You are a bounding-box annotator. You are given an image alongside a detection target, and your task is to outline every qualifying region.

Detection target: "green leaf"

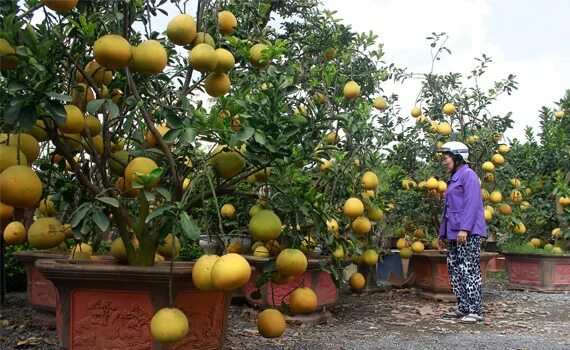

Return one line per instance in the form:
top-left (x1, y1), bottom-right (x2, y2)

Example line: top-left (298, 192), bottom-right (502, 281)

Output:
top-left (162, 128), bottom-right (182, 143)
top-left (180, 127), bottom-right (197, 144)
top-left (155, 187), bottom-right (172, 201)
top-left (80, 219), bottom-right (92, 235)
top-left (146, 204), bottom-right (173, 223)
top-left (46, 92), bottom-right (72, 102)
top-left (7, 81), bottom-right (27, 92)
top-left (4, 101), bottom-right (22, 123)
top-left (46, 101), bottom-right (67, 125)
top-left (92, 209), bottom-right (110, 232)
top-left (254, 273), bottom-right (270, 288)
top-left (249, 289), bottom-right (262, 300)
top-left (179, 212), bottom-right (200, 240)
top-left (69, 203), bottom-right (92, 228)
top-left (144, 190), bottom-right (156, 202)
top-left (254, 131), bottom-right (267, 145)
top-left (105, 100), bottom-right (120, 118)
top-left (96, 196), bottom-right (120, 208)
top-left (262, 259), bottom-right (276, 273)
top-left (87, 99), bottom-right (106, 114)
top-left (18, 105), bottom-right (36, 131)
top-left (134, 168), bottom-right (163, 186)
top-left (237, 126), bottom-right (255, 141)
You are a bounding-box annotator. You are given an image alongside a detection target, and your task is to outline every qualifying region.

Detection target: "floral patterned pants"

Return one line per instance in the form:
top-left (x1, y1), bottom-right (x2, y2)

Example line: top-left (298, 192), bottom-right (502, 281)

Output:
top-left (446, 235), bottom-right (483, 316)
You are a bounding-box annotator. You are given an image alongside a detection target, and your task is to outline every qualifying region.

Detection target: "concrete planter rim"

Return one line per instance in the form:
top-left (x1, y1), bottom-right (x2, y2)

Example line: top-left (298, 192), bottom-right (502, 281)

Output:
top-left (501, 251), bottom-right (570, 260)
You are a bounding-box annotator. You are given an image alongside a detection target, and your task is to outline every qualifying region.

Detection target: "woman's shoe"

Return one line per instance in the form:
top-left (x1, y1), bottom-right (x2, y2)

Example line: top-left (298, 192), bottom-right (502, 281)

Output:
top-left (459, 313), bottom-right (483, 323)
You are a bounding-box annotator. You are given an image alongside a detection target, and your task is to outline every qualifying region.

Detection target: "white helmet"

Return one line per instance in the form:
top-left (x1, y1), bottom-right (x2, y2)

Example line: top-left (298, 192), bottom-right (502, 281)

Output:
top-left (439, 141), bottom-right (469, 162)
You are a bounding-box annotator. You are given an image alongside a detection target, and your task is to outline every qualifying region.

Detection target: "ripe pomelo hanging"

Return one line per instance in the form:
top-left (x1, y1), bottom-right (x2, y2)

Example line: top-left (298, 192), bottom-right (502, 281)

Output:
top-left (192, 254), bottom-right (220, 291)
top-left (0, 38), bottom-right (18, 70)
top-left (343, 81), bottom-right (360, 99)
top-left (167, 14), bottom-right (197, 46)
top-left (145, 125), bottom-right (170, 148)
top-left (276, 248), bottom-right (307, 277)
top-left (210, 253), bottom-right (251, 290)
top-left (39, 195), bottom-right (59, 217)
top-left (28, 217), bottom-right (65, 249)
top-left (42, 0), bottom-right (78, 12)
top-left (0, 133), bottom-right (40, 162)
top-left (191, 32), bottom-right (215, 48)
top-left (83, 116), bottom-right (102, 136)
top-left (132, 40), bottom-right (168, 75)
top-left (411, 241), bottom-right (424, 253)
top-left (189, 43), bottom-right (218, 72)
top-left (204, 72), bottom-right (231, 97)
top-left (361, 171), bottom-right (379, 190)
top-left (220, 204), bottom-right (236, 219)
top-left (362, 249), bottom-right (378, 265)
top-left (3, 221), bottom-right (26, 245)
top-left (289, 287), bottom-right (318, 314)
top-left (150, 308), bottom-right (189, 344)
top-left (352, 216), bottom-right (371, 235)
top-left (124, 157), bottom-right (159, 188)
top-left (0, 202), bottom-right (14, 220)
top-left (343, 197), bottom-right (364, 218)
top-left (76, 60), bottom-right (113, 86)
top-left (0, 144), bottom-right (27, 172)
top-left (157, 234), bottom-right (180, 258)
top-left (93, 34), bottom-right (133, 70)
top-left (249, 43), bottom-right (269, 68)
top-left (257, 309), bottom-right (286, 338)
top-left (217, 11), bottom-right (238, 35)
top-left (71, 83), bottom-right (95, 111)
top-left (209, 145), bottom-right (246, 179)
top-left (349, 272), bottom-right (365, 289)
top-left (0, 165), bottom-right (42, 208)
top-left (214, 48), bottom-right (235, 73)
top-left (249, 210), bottom-right (282, 241)
top-left (59, 105), bottom-right (85, 134)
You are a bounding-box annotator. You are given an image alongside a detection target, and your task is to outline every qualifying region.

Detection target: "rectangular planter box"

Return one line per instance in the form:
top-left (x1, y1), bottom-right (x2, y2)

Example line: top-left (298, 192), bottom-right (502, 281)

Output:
top-left (36, 259), bottom-right (233, 350)
top-left (504, 252), bottom-right (570, 292)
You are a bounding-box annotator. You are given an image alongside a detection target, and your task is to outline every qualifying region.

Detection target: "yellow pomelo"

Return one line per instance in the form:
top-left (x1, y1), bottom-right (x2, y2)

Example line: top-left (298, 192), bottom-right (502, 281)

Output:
top-left (124, 157), bottom-right (159, 188)
top-left (367, 207), bottom-right (384, 222)
top-left (191, 32), bottom-right (215, 48)
top-left (482, 161), bottom-right (495, 172)
top-left (442, 103), bottom-right (456, 115)
top-left (352, 216), bottom-right (371, 235)
top-left (71, 243), bottom-right (93, 258)
top-left (343, 81), bottom-right (360, 99)
top-left (276, 248), bottom-right (307, 277)
top-left (214, 48), bottom-right (235, 73)
top-left (0, 38), bottom-right (18, 70)
top-left (411, 241), bottom-right (425, 253)
top-left (59, 105), bottom-right (85, 134)
top-left (437, 180), bottom-right (447, 193)
top-left (399, 247), bottom-right (413, 259)
top-left (249, 43), bottom-right (269, 68)
top-left (253, 246), bottom-right (269, 258)
top-left (109, 150), bottom-right (129, 176)
top-left (498, 144), bottom-right (510, 154)
top-left (3, 221), bottom-right (27, 245)
top-left (0, 133), bottom-right (40, 162)
top-left (42, 0), bottom-right (78, 12)
top-left (349, 272), bottom-right (365, 289)
top-left (411, 107), bottom-right (422, 118)
top-left (189, 43), bottom-right (217, 72)
top-left (257, 309), bottom-right (286, 338)
top-left (93, 34), bottom-right (132, 70)
top-left (362, 171), bottom-right (379, 190)
top-left (220, 204), bottom-right (236, 219)
top-left (489, 191), bottom-right (502, 204)
top-left (426, 177), bottom-right (438, 190)
top-left (362, 249), bottom-right (378, 265)
top-left (28, 120), bottom-right (49, 141)
top-left (289, 287), bottom-right (317, 314)
top-left (210, 253), bottom-right (252, 290)
top-left (0, 202), bottom-right (14, 220)
top-left (437, 122), bottom-right (452, 136)
top-left (167, 14), bottom-right (197, 46)
top-left (249, 210), bottom-right (282, 241)
top-left (192, 254), bottom-right (220, 291)
top-left (71, 83), bottom-right (95, 111)
top-left (204, 72), bottom-right (231, 97)
top-left (0, 144), bottom-right (27, 172)
top-left (150, 308), bottom-right (189, 344)
top-left (28, 217), bottom-right (65, 249)
top-left (396, 238), bottom-right (408, 250)
top-left (145, 125), bottom-right (170, 148)
top-left (373, 96), bottom-right (389, 111)
top-left (343, 197), bottom-right (364, 218)
top-left (83, 116), bottom-right (102, 136)
top-left (509, 190), bottom-right (523, 203)
top-left (217, 10), bottom-right (237, 35)
top-left (76, 60), bottom-right (113, 86)
top-left (157, 234), bottom-right (180, 258)
top-left (110, 237), bottom-right (131, 263)
top-left (499, 204), bottom-right (512, 215)
top-left (326, 219), bottom-right (339, 233)
top-left (0, 165), bottom-right (42, 208)
top-left (491, 153), bottom-right (505, 166)
top-left (209, 145), bottom-right (246, 178)
top-left (512, 223), bottom-right (526, 234)
top-left (132, 40), bottom-right (168, 75)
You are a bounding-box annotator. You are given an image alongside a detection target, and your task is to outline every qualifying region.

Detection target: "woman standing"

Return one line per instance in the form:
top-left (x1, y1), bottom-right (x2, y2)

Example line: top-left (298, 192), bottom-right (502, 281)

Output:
top-left (438, 141), bottom-right (487, 323)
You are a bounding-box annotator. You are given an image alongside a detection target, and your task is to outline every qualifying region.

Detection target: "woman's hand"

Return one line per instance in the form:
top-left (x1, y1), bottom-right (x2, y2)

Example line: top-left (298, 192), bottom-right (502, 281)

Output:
top-left (438, 239), bottom-right (446, 251)
top-left (457, 230), bottom-right (468, 245)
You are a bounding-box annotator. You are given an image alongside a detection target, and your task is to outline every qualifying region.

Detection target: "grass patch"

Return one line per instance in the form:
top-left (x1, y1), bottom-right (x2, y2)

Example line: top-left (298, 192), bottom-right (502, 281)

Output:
top-left (486, 270), bottom-right (506, 281)
top-left (497, 240), bottom-right (568, 256)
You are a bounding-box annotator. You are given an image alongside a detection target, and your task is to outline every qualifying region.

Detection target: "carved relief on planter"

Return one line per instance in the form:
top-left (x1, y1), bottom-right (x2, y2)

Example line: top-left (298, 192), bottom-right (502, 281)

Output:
top-left (504, 253), bottom-right (570, 292)
top-left (507, 260), bottom-right (541, 284)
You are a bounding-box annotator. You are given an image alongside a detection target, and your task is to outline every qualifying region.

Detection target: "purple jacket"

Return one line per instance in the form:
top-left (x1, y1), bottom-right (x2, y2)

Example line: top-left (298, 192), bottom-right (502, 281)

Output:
top-left (439, 165), bottom-right (487, 240)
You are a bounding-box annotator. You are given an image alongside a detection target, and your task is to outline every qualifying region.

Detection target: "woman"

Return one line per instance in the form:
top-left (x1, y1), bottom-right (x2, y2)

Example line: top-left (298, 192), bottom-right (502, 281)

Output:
top-left (438, 141), bottom-right (487, 324)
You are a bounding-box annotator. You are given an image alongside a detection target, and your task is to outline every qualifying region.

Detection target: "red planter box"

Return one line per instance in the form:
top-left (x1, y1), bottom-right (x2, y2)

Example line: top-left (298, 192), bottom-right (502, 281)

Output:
top-left (36, 259), bottom-right (232, 350)
top-left (487, 255), bottom-right (505, 272)
top-left (243, 255), bottom-right (338, 310)
top-left (409, 250), bottom-right (497, 302)
top-left (13, 251), bottom-right (68, 326)
top-left (504, 253), bottom-right (570, 292)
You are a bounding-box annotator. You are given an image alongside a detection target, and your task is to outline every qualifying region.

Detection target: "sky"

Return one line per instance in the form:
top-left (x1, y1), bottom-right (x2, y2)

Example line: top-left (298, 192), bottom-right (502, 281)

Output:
top-left (31, 0), bottom-right (569, 142)
top-left (323, 0), bottom-right (570, 141)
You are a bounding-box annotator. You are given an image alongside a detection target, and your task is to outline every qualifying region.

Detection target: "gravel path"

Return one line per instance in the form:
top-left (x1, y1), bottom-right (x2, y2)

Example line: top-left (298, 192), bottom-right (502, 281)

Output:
top-left (1, 275), bottom-right (568, 349)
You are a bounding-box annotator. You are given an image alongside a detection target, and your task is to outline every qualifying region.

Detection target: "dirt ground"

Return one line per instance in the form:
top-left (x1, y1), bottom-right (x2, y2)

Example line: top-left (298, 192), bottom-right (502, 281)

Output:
top-left (0, 273), bottom-right (569, 350)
